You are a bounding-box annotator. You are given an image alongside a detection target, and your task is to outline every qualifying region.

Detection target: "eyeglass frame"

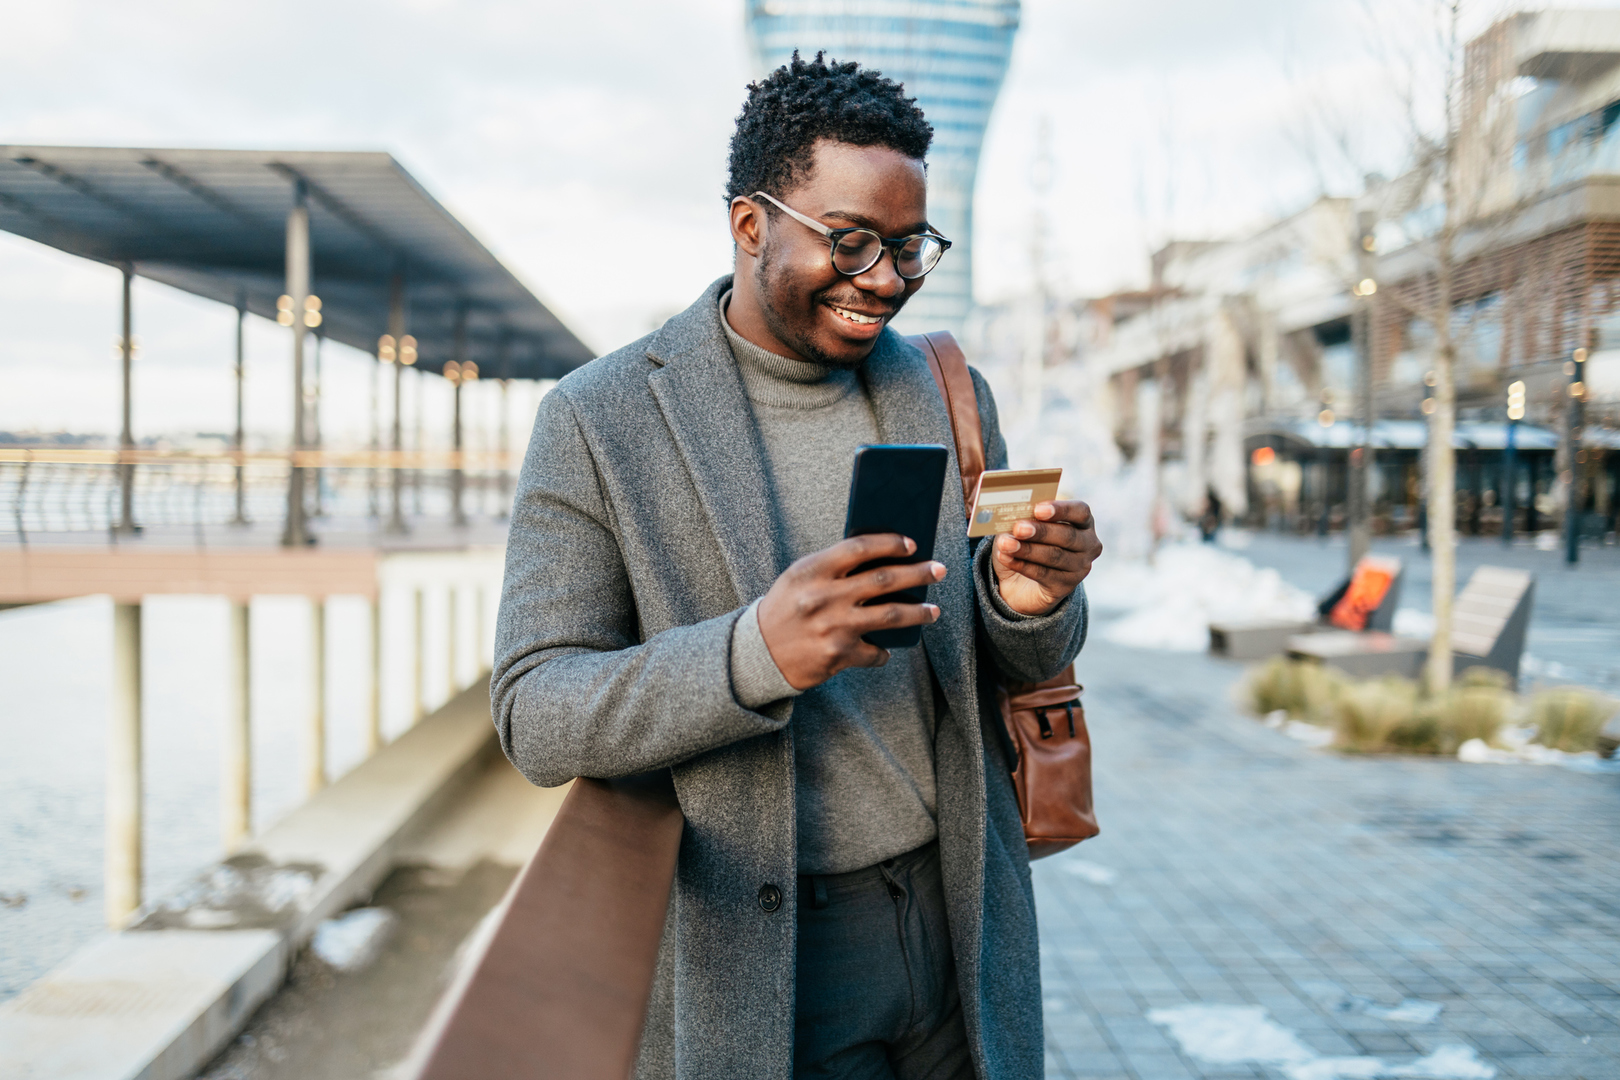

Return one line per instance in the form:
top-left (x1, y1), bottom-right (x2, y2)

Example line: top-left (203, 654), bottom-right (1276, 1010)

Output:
top-left (748, 190), bottom-right (952, 280)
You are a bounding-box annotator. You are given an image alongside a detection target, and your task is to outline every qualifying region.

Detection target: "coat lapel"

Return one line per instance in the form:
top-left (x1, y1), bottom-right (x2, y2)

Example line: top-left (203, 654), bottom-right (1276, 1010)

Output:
top-left (862, 332), bottom-right (978, 714)
top-left (645, 279), bottom-right (785, 607)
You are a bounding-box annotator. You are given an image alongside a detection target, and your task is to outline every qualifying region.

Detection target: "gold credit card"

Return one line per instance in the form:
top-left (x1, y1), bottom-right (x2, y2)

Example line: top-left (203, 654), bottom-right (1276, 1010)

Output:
top-left (967, 468), bottom-right (1063, 538)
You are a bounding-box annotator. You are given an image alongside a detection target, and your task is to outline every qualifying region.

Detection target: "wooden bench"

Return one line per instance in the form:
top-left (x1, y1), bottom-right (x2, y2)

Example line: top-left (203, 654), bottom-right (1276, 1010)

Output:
top-left (1449, 566), bottom-right (1535, 686)
top-left (1287, 565), bottom-right (1534, 686)
top-left (1209, 556), bottom-right (1403, 660)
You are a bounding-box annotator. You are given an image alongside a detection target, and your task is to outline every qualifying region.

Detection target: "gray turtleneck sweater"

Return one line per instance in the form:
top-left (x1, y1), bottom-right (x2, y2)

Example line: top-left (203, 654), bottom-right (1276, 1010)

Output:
top-left (720, 298), bottom-right (941, 876)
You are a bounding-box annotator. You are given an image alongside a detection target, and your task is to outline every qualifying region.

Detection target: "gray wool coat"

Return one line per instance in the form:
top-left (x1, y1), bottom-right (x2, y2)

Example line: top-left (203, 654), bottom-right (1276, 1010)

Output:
top-left (491, 276), bottom-right (1088, 1079)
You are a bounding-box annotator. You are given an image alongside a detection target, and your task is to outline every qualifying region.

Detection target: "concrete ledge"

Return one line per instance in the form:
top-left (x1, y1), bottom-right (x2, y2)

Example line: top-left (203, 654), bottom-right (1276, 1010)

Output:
top-left (0, 681), bottom-right (500, 1080)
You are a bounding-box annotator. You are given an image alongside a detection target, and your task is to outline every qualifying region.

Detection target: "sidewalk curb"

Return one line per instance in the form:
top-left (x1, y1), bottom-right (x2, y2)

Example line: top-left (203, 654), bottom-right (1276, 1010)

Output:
top-left (0, 681), bottom-right (500, 1080)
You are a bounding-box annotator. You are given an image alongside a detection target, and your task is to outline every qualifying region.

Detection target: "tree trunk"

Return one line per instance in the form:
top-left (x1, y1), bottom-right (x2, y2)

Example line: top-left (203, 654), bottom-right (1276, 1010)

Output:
top-left (1428, 330), bottom-right (1456, 695)
top-left (1427, 225), bottom-right (1457, 695)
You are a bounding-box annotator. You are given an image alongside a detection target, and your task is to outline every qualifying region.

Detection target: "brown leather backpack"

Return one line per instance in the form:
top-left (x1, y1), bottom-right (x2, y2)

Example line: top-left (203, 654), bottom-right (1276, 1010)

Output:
top-left (909, 331), bottom-right (1099, 859)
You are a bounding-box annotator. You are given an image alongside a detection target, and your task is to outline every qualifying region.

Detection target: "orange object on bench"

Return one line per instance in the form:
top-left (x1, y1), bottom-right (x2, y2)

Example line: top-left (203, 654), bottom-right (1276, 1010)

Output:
top-left (1328, 556), bottom-right (1399, 631)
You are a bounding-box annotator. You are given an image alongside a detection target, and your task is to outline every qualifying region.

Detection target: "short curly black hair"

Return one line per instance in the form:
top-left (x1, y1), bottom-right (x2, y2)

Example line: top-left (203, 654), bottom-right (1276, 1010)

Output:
top-left (726, 51), bottom-right (933, 204)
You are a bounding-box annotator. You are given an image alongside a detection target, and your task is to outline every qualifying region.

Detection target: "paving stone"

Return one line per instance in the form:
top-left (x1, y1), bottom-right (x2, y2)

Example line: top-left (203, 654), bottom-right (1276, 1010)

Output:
top-left (1033, 636), bottom-right (1620, 1080)
top-left (1469, 1032), bottom-right (1543, 1055)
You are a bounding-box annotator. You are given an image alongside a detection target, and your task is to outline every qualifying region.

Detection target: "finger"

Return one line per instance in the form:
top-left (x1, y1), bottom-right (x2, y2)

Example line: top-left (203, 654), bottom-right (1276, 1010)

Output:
top-left (995, 552), bottom-right (1072, 585)
top-left (996, 535), bottom-right (1082, 572)
top-left (842, 643), bottom-right (893, 670)
top-left (844, 559), bottom-right (946, 602)
top-left (815, 533), bottom-right (916, 577)
top-left (1032, 500), bottom-right (1095, 527)
top-left (852, 601), bottom-right (942, 634)
top-left (1008, 518), bottom-right (1081, 549)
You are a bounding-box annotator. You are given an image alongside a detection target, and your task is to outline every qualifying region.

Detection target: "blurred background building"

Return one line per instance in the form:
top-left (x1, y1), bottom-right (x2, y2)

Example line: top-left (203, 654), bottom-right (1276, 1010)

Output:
top-left (971, 7), bottom-right (1620, 548)
top-left (744, 0), bottom-right (1021, 336)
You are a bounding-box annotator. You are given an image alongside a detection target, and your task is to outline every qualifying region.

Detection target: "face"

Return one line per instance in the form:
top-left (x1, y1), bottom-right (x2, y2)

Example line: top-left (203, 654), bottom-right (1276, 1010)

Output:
top-left (730, 140), bottom-right (930, 368)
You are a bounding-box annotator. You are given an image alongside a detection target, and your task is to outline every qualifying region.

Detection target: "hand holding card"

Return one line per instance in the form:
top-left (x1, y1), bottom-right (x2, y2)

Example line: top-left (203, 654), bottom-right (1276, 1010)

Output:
top-left (972, 468), bottom-right (1103, 617)
top-left (967, 468), bottom-right (1063, 538)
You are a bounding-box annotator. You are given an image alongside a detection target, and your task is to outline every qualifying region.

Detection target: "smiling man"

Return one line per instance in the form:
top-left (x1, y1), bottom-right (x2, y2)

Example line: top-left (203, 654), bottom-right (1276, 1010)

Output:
top-left (493, 53), bottom-right (1101, 1080)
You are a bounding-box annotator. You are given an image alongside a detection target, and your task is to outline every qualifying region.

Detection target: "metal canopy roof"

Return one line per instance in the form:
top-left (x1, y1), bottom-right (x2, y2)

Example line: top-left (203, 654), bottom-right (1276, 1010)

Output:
top-left (0, 145), bottom-right (594, 380)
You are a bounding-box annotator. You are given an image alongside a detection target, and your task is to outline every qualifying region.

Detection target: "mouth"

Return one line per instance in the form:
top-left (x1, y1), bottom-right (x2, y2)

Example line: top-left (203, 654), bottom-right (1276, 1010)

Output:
top-left (825, 302), bottom-right (889, 328)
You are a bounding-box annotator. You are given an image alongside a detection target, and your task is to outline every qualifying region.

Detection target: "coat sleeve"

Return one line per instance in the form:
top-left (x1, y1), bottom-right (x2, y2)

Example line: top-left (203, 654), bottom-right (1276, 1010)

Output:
top-left (490, 387), bottom-right (790, 788)
top-left (966, 366), bottom-right (1089, 684)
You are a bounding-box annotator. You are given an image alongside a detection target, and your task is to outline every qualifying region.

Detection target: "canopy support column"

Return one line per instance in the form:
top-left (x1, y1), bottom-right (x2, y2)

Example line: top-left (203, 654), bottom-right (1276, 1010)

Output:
top-left (106, 600), bottom-right (142, 926)
top-left (114, 266), bottom-right (138, 537)
top-left (231, 295), bottom-right (248, 526)
top-left (412, 588), bottom-right (426, 723)
top-left (451, 304), bottom-right (468, 527)
top-left (306, 598), bottom-right (327, 795)
top-left (311, 331), bottom-right (325, 519)
top-left (497, 334), bottom-right (512, 520)
top-left (367, 595), bottom-right (384, 753)
top-left (282, 180), bottom-right (313, 548)
top-left (388, 274), bottom-right (410, 535)
top-left (222, 599), bottom-right (251, 850)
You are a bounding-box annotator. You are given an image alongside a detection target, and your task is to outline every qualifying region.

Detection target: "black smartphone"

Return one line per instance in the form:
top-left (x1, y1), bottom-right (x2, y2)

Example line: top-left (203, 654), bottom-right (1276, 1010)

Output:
top-left (843, 444), bottom-right (949, 649)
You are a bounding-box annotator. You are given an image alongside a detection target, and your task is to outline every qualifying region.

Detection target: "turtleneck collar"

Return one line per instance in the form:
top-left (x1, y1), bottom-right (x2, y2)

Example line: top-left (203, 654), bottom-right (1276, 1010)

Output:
top-left (720, 290), bottom-right (859, 410)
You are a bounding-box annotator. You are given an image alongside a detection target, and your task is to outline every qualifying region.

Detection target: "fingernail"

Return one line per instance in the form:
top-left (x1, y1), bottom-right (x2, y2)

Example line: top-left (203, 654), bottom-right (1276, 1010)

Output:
top-left (1036, 503), bottom-right (1054, 519)
top-left (928, 604), bottom-right (941, 620)
top-left (1013, 523), bottom-right (1034, 538)
top-left (931, 561), bottom-right (947, 579)
top-left (904, 537), bottom-right (916, 553)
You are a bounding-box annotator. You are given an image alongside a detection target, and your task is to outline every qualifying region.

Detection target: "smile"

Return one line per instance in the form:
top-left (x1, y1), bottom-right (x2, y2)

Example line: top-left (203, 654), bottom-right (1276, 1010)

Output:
top-left (828, 304), bottom-right (884, 326)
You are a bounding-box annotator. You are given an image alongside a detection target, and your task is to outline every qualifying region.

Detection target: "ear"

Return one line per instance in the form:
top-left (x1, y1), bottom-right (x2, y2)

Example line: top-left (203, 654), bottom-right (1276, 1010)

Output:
top-left (729, 196), bottom-right (766, 258)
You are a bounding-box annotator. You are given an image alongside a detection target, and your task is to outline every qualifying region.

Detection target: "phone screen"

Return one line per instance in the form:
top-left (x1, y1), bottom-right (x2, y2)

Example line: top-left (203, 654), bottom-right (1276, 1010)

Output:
top-left (843, 444), bottom-right (949, 649)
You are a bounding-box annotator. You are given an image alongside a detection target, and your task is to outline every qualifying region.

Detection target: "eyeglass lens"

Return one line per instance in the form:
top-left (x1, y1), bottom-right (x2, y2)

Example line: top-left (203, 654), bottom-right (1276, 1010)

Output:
top-left (831, 231), bottom-right (945, 280)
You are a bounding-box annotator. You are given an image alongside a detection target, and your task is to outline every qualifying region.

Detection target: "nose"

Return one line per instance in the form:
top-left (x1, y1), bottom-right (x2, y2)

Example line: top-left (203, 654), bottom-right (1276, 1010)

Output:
top-left (851, 245), bottom-right (906, 299)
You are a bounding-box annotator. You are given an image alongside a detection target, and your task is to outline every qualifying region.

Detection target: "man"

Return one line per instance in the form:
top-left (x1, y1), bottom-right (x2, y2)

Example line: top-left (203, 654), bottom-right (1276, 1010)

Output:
top-left (493, 53), bottom-right (1101, 1079)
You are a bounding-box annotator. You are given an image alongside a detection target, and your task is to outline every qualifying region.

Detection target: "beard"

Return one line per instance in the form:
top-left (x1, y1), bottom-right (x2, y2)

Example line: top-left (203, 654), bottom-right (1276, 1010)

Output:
top-left (752, 245), bottom-right (908, 370)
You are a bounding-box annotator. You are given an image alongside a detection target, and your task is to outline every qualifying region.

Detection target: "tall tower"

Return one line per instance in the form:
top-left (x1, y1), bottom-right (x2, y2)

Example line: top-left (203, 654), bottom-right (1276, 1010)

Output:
top-left (743, 0), bottom-right (1020, 336)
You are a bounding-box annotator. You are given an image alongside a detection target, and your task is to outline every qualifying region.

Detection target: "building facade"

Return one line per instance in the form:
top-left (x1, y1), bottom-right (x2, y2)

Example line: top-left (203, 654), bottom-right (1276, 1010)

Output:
top-left (971, 9), bottom-right (1620, 545)
top-left (743, 0), bottom-right (1020, 336)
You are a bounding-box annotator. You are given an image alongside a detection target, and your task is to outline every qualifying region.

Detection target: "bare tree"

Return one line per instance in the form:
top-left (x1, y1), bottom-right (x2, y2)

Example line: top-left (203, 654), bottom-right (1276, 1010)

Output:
top-left (1290, 0), bottom-right (1518, 694)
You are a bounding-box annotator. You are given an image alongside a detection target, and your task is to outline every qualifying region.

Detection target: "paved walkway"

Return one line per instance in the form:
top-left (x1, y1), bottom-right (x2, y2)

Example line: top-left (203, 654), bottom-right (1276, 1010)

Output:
top-left (1036, 638), bottom-right (1620, 1080)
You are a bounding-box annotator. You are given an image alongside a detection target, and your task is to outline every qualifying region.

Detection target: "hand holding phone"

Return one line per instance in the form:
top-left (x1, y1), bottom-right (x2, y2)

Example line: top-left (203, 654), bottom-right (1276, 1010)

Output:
top-left (755, 535), bottom-right (946, 691)
top-left (754, 445), bottom-right (950, 691)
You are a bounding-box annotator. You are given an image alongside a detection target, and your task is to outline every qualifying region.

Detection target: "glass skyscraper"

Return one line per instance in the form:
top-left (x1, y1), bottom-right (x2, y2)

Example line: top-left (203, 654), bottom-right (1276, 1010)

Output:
top-left (743, 0), bottom-right (1020, 336)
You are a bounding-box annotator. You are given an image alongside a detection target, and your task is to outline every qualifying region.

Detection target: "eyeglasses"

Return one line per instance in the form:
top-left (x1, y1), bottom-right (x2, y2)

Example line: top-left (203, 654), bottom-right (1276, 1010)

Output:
top-left (750, 191), bottom-right (951, 281)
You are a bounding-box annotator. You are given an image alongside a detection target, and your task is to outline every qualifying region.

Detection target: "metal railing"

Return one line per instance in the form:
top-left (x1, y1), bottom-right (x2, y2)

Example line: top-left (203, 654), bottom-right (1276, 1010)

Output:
top-left (0, 448), bottom-right (517, 541)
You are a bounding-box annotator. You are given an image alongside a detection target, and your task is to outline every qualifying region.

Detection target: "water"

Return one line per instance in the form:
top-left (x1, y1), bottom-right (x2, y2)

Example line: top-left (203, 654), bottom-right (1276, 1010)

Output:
top-left (0, 586), bottom-right (482, 1001)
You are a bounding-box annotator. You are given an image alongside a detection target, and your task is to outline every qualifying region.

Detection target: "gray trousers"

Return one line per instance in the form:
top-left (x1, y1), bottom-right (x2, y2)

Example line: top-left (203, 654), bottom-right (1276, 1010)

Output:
top-left (794, 842), bottom-right (975, 1080)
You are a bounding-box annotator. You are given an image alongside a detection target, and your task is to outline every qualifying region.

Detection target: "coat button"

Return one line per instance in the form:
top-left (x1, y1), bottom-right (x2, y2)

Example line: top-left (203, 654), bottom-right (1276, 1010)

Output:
top-left (757, 883), bottom-right (782, 912)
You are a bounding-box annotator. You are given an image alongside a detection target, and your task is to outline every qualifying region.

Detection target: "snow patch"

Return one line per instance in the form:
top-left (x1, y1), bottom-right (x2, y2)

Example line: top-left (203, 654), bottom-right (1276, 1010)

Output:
top-left (1364, 999), bottom-right (1445, 1025)
top-left (312, 906), bottom-right (397, 972)
top-left (1458, 732), bottom-right (1620, 773)
top-left (1147, 1004), bottom-right (1315, 1065)
top-left (1086, 543), bottom-right (1315, 651)
top-left (1057, 859), bottom-right (1117, 886)
top-left (1149, 1003), bottom-right (1495, 1079)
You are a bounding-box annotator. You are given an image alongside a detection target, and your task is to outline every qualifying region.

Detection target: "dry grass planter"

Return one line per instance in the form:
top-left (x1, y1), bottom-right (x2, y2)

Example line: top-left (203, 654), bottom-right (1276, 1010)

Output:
top-left (1246, 656), bottom-right (1346, 723)
top-left (1244, 659), bottom-right (1547, 756)
top-left (1529, 687), bottom-right (1619, 752)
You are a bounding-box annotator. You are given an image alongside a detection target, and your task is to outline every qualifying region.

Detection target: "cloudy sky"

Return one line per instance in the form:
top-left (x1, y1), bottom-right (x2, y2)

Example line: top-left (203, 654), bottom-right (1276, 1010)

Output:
top-left (0, 0), bottom-right (1599, 442)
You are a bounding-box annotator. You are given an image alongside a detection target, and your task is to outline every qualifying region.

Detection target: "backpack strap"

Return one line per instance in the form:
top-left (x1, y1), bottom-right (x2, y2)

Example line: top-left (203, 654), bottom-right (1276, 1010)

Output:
top-left (907, 331), bottom-right (985, 515)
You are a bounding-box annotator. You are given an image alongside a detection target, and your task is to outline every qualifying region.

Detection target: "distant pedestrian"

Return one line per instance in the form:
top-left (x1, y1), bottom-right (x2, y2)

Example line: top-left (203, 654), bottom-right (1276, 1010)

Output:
top-left (492, 52), bottom-right (1101, 1080)
top-left (1199, 485), bottom-right (1223, 543)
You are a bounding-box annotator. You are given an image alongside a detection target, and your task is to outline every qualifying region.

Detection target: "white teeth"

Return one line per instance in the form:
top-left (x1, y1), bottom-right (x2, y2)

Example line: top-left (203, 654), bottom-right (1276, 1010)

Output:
top-left (830, 305), bottom-right (880, 325)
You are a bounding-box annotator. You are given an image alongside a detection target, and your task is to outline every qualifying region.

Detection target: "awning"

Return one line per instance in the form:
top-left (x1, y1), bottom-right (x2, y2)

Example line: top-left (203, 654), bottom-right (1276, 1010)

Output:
top-left (1248, 417), bottom-right (1564, 451)
top-left (0, 146), bottom-right (593, 380)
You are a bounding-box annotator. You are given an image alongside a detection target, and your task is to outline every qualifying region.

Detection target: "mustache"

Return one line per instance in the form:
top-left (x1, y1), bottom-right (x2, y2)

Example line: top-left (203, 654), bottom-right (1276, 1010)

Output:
top-left (815, 287), bottom-right (901, 318)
